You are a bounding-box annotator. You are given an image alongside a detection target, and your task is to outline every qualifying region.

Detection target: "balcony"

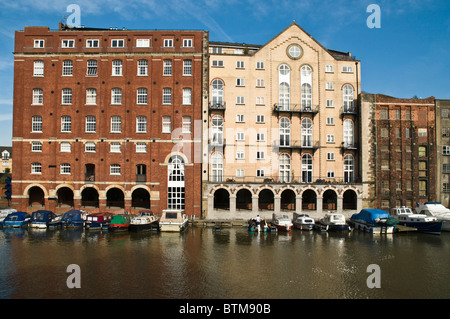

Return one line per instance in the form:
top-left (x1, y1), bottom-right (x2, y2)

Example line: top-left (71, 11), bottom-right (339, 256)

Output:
top-left (340, 105), bottom-right (358, 118)
top-left (273, 104), bottom-right (319, 117)
top-left (341, 141), bottom-right (358, 151)
top-left (209, 102), bottom-right (226, 112)
top-left (136, 174), bottom-right (146, 183)
top-left (209, 175), bottom-right (362, 184)
top-left (275, 140), bottom-right (320, 152)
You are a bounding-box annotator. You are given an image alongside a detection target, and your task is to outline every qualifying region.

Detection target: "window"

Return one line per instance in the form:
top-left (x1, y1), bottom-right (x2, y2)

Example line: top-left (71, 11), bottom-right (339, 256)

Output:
top-left (31, 162), bottom-right (42, 174)
top-left (256, 169), bottom-right (265, 177)
top-left (256, 133), bottom-right (265, 141)
top-left (110, 142), bottom-right (121, 153)
top-left (182, 88), bottom-right (192, 105)
top-left (236, 150), bottom-right (245, 160)
top-left (301, 65), bottom-right (312, 110)
top-left (112, 60), bottom-right (122, 76)
top-left (111, 88), bottom-right (122, 104)
top-left (326, 134), bottom-right (335, 143)
top-left (33, 89), bottom-right (43, 105)
top-left (211, 47), bottom-right (222, 54)
top-left (301, 118), bottom-right (313, 147)
top-left (34, 61), bottom-right (44, 76)
top-left (183, 39), bottom-right (193, 47)
top-left (60, 163), bottom-right (71, 175)
top-left (405, 128), bottom-right (411, 138)
top-left (279, 154), bottom-right (291, 183)
top-left (211, 79), bottom-right (224, 106)
top-left (381, 160), bottom-right (389, 170)
top-left (327, 152), bottom-right (335, 161)
top-left (137, 60), bottom-right (148, 76)
top-left (343, 119), bottom-right (354, 147)
top-left (301, 154), bottom-right (313, 183)
top-left (183, 60), bottom-right (192, 75)
top-left (85, 116), bottom-right (96, 132)
top-left (443, 164), bottom-right (450, 174)
top-left (342, 84), bottom-right (354, 112)
top-left (136, 116), bottom-right (147, 133)
top-left (87, 60), bottom-right (97, 76)
top-left (278, 64), bottom-right (290, 110)
top-left (395, 109), bottom-right (401, 120)
top-left (182, 116), bottom-right (191, 133)
top-left (163, 88), bottom-right (172, 104)
top-left (211, 152), bottom-right (223, 182)
top-left (344, 154), bottom-right (354, 183)
top-left (326, 117), bottom-right (334, 125)
top-left (110, 164), bottom-right (121, 175)
top-left (442, 108), bottom-right (450, 118)
top-left (162, 116), bottom-right (171, 133)
top-left (32, 116), bottom-right (42, 132)
top-left (256, 115), bottom-right (265, 123)
top-left (380, 127), bottom-right (388, 137)
top-left (61, 116), bottom-right (71, 132)
top-left (326, 82), bottom-right (334, 90)
top-left (327, 171), bottom-right (335, 178)
top-left (236, 132), bottom-right (245, 141)
top-left (342, 66), bottom-right (353, 73)
top-left (236, 78), bottom-right (245, 86)
top-left (443, 146), bottom-right (450, 155)
top-left (279, 117), bottom-right (290, 147)
top-left (326, 99), bottom-right (334, 108)
top-left (136, 142), bottom-right (147, 153)
top-left (256, 79), bottom-right (265, 87)
top-left (418, 128), bottom-right (427, 137)
top-left (211, 115), bottom-right (223, 144)
top-left (236, 61), bottom-right (244, 69)
top-left (136, 39), bottom-right (150, 47)
top-left (380, 109), bottom-right (389, 120)
top-left (325, 65), bottom-right (333, 73)
top-left (211, 60), bottom-right (224, 67)
top-left (444, 184), bottom-right (450, 193)
top-left (86, 39), bottom-right (99, 48)
top-left (236, 169), bottom-right (244, 178)
top-left (256, 151), bottom-right (265, 160)
top-left (256, 97), bottom-right (265, 105)
top-left (86, 89), bottom-right (97, 105)
top-left (236, 96), bottom-right (245, 104)
top-left (61, 88), bottom-right (72, 105)
top-left (418, 146), bottom-right (427, 157)
top-left (163, 39), bottom-right (173, 47)
top-left (163, 60), bottom-right (172, 75)
top-left (62, 40), bottom-right (75, 48)
top-left (60, 142), bottom-right (71, 153)
top-left (256, 61), bottom-right (264, 69)
top-left (31, 142), bottom-right (42, 152)
top-left (85, 142), bottom-right (96, 152)
top-left (236, 114), bottom-right (244, 123)
top-left (62, 60), bottom-right (73, 76)
top-left (419, 181), bottom-right (427, 197)
top-left (110, 116), bottom-right (121, 133)
top-left (34, 40), bottom-right (44, 48)
top-left (405, 108), bottom-right (411, 120)
top-left (167, 156), bottom-right (185, 210)
top-left (137, 88), bottom-right (148, 104)
top-left (111, 39), bottom-right (125, 48)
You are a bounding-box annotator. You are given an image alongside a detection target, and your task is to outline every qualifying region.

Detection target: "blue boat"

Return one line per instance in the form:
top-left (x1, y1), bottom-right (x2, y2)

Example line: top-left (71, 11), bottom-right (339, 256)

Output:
top-left (391, 207), bottom-right (442, 235)
top-left (30, 210), bottom-right (57, 229)
top-left (61, 210), bottom-right (86, 228)
top-left (2, 212), bottom-right (31, 228)
top-left (350, 209), bottom-right (398, 234)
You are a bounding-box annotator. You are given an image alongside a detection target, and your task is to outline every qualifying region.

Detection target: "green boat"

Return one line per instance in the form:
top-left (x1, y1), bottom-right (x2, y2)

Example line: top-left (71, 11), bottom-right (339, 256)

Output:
top-left (109, 214), bottom-right (131, 232)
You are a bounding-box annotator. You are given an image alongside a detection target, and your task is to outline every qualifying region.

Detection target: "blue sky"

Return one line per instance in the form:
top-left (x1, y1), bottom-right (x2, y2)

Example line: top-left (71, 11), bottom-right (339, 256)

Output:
top-left (0, 0), bottom-right (449, 146)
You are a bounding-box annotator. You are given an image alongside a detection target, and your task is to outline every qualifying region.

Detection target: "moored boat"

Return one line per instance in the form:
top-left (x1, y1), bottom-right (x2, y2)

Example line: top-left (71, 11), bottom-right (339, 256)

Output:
top-left (247, 216), bottom-right (270, 232)
top-left (129, 211), bottom-right (159, 231)
top-left (0, 209), bottom-right (17, 225)
top-left (30, 210), bottom-right (57, 229)
top-left (61, 210), bottom-right (86, 228)
top-left (349, 209), bottom-right (397, 234)
top-left (293, 213), bottom-right (315, 231)
top-left (272, 213), bottom-right (293, 231)
top-left (318, 212), bottom-right (350, 231)
top-left (159, 211), bottom-right (189, 232)
top-left (2, 212), bottom-right (31, 228)
top-left (415, 202), bottom-right (450, 232)
top-left (391, 207), bottom-right (442, 235)
top-left (109, 214), bottom-right (131, 232)
top-left (85, 212), bottom-right (113, 230)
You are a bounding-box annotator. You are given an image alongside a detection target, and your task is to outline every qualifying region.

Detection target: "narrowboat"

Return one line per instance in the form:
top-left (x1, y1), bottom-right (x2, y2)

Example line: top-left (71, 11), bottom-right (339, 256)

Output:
top-left (349, 209), bottom-right (397, 234)
top-left (159, 211), bottom-right (189, 232)
top-left (85, 212), bottom-right (113, 230)
top-left (415, 202), bottom-right (450, 232)
top-left (318, 212), bottom-right (351, 231)
top-left (61, 210), bottom-right (86, 228)
top-left (109, 214), bottom-right (131, 232)
top-left (2, 212), bottom-right (31, 228)
top-left (30, 210), bottom-right (57, 229)
top-left (293, 213), bottom-right (315, 231)
top-left (391, 207), bottom-right (442, 235)
top-left (272, 213), bottom-right (293, 231)
top-left (129, 211), bottom-right (159, 231)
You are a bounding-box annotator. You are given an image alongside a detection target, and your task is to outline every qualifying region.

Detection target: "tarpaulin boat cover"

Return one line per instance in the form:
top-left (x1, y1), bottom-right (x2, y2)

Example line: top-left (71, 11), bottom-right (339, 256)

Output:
top-left (351, 209), bottom-right (394, 225)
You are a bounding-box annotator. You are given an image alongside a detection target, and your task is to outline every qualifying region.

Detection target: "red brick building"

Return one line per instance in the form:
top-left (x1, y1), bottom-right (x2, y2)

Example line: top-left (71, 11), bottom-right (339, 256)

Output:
top-left (12, 24), bottom-right (208, 216)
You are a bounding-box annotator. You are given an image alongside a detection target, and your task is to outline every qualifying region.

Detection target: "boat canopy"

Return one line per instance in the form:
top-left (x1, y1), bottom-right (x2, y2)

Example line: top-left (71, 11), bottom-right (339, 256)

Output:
top-left (4, 212), bottom-right (30, 221)
top-left (351, 209), bottom-right (391, 225)
top-left (31, 210), bottom-right (55, 220)
top-left (61, 210), bottom-right (84, 221)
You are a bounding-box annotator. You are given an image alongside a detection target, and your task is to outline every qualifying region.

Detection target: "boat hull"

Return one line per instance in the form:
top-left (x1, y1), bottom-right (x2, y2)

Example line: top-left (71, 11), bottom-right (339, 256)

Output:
top-left (30, 222), bottom-right (48, 229)
top-left (86, 222), bottom-right (110, 230)
top-left (349, 221), bottom-right (394, 234)
top-left (129, 223), bottom-right (155, 231)
top-left (159, 221), bottom-right (188, 232)
top-left (317, 223), bottom-right (351, 232)
top-left (108, 224), bottom-right (130, 232)
top-left (3, 221), bottom-right (29, 228)
top-left (397, 221), bottom-right (442, 235)
top-left (294, 223), bottom-right (314, 230)
top-left (274, 224), bottom-right (293, 232)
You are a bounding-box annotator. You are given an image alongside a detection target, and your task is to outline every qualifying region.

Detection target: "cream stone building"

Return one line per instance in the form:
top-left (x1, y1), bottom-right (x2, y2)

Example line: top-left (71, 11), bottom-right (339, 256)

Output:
top-left (202, 23), bottom-right (362, 220)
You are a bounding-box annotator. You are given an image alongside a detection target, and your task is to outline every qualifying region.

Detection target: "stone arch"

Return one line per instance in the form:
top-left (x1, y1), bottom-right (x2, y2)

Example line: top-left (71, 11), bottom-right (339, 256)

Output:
top-left (280, 188), bottom-right (296, 211)
top-left (322, 189), bottom-right (337, 210)
top-left (258, 188), bottom-right (275, 211)
top-left (213, 187), bottom-right (230, 210)
top-left (236, 188), bottom-right (253, 211)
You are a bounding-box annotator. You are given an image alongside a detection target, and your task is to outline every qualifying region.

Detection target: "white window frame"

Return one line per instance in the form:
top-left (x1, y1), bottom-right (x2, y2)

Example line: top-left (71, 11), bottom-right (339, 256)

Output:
top-left (31, 162), bottom-right (42, 174)
top-left (32, 116), bottom-right (42, 132)
top-left (137, 60), bottom-right (148, 76)
top-left (211, 60), bottom-right (224, 67)
top-left (85, 142), bottom-right (96, 153)
top-left (62, 88), bottom-right (72, 105)
top-left (110, 164), bottom-right (121, 175)
top-left (136, 116), bottom-right (147, 133)
top-left (327, 152), bottom-right (335, 161)
top-left (61, 39), bottom-right (75, 48)
top-left (33, 60), bottom-right (44, 76)
top-left (86, 39), bottom-right (99, 48)
top-left (111, 39), bottom-right (125, 48)
top-left (183, 60), bottom-right (192, 76)
top-left (236, 96), bottom-right (245, 104)
top-left (85, 116), bottom-right (96, 133)
top-left (34, 40), bottom-right (44, 48)
top-left (162, 116), bottom-right (171, 133)
top-left (163, 88), bottom-right (172, 104)
top-left (182, 116), bottom-right (191, 134)
top-left (112, 60), bottom-right (123, 76)
top-left (163, 60), bottom-right (172, 76)
top-left (111, 88), bottom-right (122, 105)
top-left (33, 88), bottom-right (43, 105)
top-left (137, 88), bottom-right (148, 104)
top-left (31, 141), bottom-right (42, 152)
top-left (136, 142), bottom-right (147, 153)
top-left (256, 61), bottom-right (264, 70)
top-left (87, 60), bottom-right (97, 76)
top-left (62, 60), bottom-right (73, 76)
top-left (110, 116), bottom-right (122, 133)
top-left (86, 88), bottom-right (97, 105)
top-left (163, 38), bottom-right (173, 47)
top-left (256, 115), bottom-right (265, 123)
top-left (182, 88), bottom-right (192, 105)
top-left (61, 116), bottom-right (71, 133)
top-left (236, 114), bottom-right (244, 123)
top-left (110, 142), bottom-right (121, 153)
top-left (136, 39), bottom-right (150, 48)
top-left (182, 39), bottom-right (193, 47)
top-left (60, 142), bottom-right (71, 153)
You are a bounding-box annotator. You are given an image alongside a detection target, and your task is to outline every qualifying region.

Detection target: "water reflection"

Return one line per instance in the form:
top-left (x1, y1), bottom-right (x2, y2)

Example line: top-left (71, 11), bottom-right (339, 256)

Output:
top-left (0, 226), bottom-right (449, 299)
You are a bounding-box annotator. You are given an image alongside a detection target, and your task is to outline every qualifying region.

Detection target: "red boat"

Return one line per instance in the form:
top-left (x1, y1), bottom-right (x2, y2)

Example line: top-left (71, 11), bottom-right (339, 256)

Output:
top-left (85, 212), bottom-right (113, 230)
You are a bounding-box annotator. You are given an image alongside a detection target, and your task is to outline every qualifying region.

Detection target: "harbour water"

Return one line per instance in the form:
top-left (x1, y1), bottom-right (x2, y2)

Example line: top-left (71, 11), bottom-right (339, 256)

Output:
top-left (0, 225), bottom-right (449, 300)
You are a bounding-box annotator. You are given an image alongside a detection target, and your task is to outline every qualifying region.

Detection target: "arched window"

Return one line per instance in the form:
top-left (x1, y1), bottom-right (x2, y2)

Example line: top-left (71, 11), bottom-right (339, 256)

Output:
top-left (279, 117), bottom-right (291, 147)
top-left (343, 119), bottom-right (354, 147)
top-left (211, 115), bottom-right (224, 145)
top-left (301, 118), bottom-right (313, 147)
top-left (343, 84), bottom-right (354, 112)
top-left (300, 65), bottom-right (312, 110)
top-left (279, 153), bottom-right (291, 183)
top-left (344, 154), bottom-right (354, 183)
top-left (168, 155), bottom-right (185, 210)
top-left (278, 64), bottom-right (290, 110)
top-left (301, 154), bottom-right (313, 183)
top-left (211, 79), bottom-right (224, 107)
top-left (211, 152), bottom-right (223, 182)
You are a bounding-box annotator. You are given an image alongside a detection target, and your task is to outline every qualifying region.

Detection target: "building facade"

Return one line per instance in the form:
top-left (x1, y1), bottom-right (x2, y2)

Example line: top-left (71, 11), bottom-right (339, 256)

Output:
top-left (0, 146), bottom-right (12, 173)
top-left (202, 23), bottom-right (363, 220)
top-left (360, 93), bottom-right (436, 210)
top-left (12, 24), bottom-right (208, 216)
top-left (436, 99), bottom-right (450, 208)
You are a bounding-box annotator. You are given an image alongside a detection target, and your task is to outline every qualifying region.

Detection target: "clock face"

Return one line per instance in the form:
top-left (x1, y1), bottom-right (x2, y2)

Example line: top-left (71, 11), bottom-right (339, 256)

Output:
top-left (287, 44), bottom-right (302, 59)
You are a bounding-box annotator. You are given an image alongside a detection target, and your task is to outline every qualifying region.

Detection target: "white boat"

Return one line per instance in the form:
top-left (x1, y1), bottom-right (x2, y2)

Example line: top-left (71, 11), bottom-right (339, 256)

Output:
top-left (391, 206), bottom-right (442, 235)
top-left (293, 213), bottom-right (315, 230)
top-left (159, 211), bottom-right (189, 232)
top-left (272, 213), bottom-right (293, 231)
top-left (415, 202), bottom-right (450, 232)
top-left (318, 212), bottom-right (350, 231)
top-left (129, 211), bottom-right (159, 231)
